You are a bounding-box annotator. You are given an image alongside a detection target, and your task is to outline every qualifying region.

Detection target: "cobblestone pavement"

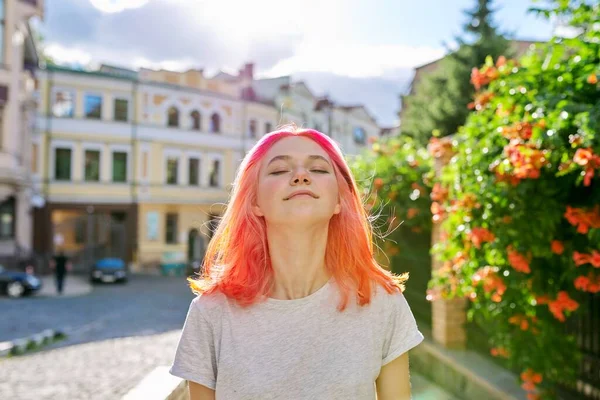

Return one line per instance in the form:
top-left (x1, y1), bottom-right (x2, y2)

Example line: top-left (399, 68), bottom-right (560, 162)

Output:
top-left (0, 330), bottom-right (182, 400)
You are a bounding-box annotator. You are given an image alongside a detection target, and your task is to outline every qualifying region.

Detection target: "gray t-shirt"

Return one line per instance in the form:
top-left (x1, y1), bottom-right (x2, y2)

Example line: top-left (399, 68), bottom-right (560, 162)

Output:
top-left (169, 277), bottom-right (424, 399)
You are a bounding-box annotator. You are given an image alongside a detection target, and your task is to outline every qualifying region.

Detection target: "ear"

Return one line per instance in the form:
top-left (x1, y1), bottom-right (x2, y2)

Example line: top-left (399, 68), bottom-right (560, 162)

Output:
top-left (333, 202), bottom-right (341, 215)
top-left (252, 204), bottom-right (264, 217)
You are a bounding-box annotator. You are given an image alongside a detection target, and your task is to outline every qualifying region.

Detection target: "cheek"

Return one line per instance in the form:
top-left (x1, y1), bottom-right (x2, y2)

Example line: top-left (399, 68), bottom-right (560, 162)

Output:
top-left (257, 178), bottom-right (282, 207)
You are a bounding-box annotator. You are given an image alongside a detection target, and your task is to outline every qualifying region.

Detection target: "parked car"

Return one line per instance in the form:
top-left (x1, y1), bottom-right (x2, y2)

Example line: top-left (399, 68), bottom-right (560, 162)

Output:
top-left (0, 265), bottom-right (43, 298)
top-left (90, 258), bottom-right (128, 284)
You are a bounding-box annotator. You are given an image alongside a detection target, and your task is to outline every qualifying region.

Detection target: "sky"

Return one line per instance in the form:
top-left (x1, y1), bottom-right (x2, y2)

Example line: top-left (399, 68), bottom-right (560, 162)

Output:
top-left (35, 0), bottom-right (555, 126)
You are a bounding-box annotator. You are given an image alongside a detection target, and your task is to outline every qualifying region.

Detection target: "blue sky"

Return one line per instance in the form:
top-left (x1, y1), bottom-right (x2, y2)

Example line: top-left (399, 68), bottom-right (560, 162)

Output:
top-left (38, 0), bottom-right (555, 126)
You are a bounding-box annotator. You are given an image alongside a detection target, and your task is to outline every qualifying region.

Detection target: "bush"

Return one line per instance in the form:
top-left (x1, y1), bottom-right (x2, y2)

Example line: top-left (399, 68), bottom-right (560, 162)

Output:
top-left (429, 2), bottom-right (600, 399)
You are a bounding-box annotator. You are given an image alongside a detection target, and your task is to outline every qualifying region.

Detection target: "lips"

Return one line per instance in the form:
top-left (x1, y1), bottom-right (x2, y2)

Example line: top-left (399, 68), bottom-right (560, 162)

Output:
top-left (285, 190), bottom-right (318, 200)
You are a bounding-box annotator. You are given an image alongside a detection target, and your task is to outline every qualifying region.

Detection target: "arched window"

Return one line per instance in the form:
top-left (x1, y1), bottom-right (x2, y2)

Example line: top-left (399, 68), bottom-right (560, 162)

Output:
top-left (210, 113), bottom-right (221, 133)
top-left (167, 106), bottom-right (179, 127)
top-left (248, 119), bottom-right (257, 138)
top-left (190, 110), bottom-right (201, 130)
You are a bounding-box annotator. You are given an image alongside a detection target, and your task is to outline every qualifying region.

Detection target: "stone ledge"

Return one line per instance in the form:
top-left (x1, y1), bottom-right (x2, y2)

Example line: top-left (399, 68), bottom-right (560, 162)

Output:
top-left (410, 332), bottom-right (527, 400)
top-left (0, 329), bottom-right (66, 358)
top-left (122, 366), bottom-right (188, 400)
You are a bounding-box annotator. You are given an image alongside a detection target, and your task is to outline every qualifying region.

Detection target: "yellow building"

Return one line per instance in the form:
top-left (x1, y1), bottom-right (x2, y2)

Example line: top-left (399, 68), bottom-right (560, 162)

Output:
top-left (32, 61), bottom-right (378, 273)
top-left (33, 63), bottom-right (280, 272)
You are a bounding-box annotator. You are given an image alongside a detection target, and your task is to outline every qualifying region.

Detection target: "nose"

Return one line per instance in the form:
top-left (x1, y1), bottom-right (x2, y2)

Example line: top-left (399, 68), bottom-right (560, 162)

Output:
top-left (291, 168), bottom-right (311, 185)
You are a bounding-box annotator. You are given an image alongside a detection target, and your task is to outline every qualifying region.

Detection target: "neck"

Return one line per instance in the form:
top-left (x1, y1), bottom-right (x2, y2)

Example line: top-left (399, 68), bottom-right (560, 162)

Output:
top-left (266, 222), bottom-right (331, 300)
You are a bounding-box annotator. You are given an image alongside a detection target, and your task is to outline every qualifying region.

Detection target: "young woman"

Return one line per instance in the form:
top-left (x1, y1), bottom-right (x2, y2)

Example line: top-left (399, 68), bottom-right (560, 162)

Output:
top-left (170, 125), bottom-right (424, 399)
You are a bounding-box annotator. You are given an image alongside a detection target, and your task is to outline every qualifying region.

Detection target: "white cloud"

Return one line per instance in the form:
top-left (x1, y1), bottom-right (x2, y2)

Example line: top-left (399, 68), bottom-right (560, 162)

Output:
top-left (45, 43), bottom-right (93, 65)
top-left (89, 0), bottom-right (149, 13)
top-left (264, 42), bottom-right (446, 79)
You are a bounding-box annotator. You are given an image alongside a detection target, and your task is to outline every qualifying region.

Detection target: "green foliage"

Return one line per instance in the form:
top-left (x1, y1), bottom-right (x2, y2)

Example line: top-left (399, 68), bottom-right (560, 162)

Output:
top-left (429, 2), bottom-right (600, 398)
top-left (350, 136), bottom-right (434, 261)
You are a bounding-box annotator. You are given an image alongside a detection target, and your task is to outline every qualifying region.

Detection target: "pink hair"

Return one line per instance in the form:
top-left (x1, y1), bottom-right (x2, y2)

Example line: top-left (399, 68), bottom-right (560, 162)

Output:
top-left (189, 125), bottom-right (408, 311)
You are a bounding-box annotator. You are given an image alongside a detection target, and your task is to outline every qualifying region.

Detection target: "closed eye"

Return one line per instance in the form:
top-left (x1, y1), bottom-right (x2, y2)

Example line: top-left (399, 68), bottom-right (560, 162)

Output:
top-left (270, 170), bottom-right (288, 175)
top-left (311, 169), bottom-right (329, 174)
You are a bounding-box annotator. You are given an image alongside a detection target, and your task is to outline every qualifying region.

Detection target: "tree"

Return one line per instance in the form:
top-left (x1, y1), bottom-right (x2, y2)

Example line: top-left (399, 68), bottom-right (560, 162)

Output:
top-left (400, 0), bottom-right (512, 144)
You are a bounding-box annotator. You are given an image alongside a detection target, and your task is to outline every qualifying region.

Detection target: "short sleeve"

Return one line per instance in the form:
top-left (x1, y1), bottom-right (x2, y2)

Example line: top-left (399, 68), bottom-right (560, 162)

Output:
top-left (169, 297), bottom-right (217, 390)
top-left (381, 292), bottom-right (425, 366)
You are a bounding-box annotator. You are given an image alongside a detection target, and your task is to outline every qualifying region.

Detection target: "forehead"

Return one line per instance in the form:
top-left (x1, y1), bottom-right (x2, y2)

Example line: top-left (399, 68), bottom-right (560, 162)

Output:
top-left (263, 136), bottom-right (330, 161)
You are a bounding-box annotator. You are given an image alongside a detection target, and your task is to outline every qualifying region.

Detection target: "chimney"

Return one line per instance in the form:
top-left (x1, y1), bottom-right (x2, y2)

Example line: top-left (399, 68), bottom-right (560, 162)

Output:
top-left (241, 63), bottom-right (254, 80)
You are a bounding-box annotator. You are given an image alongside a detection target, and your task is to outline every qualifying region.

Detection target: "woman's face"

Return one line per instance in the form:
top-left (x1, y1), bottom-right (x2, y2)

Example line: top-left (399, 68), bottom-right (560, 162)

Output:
top-left (253, 136), bottom-right (341, 225)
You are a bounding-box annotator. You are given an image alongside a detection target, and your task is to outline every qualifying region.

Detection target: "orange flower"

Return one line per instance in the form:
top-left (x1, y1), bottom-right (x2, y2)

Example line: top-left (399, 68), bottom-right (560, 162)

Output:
top-left (574, 273), bottom-right (600, 293)
top-left (588, 74), bottom-right (598, 84)
top-left (430, 182), bottom-right (449, 202)
top-left (373, 178), bottom-right (384, 190)
top-left (501, 122), bottom-right (533, 141)
top-left (496, 56), bottom-right (507, 68)
top-left (470, 91), bottom-right (495, 111)
top-left (431, 202), bottom-right (445, 223)
top-left (467, 227), bottom-right (496, 249)
top-left (535, 295), bottom-right (551, 305)
top-left (407, 208), bottom-right (419, 219)
top-left (574, 250), bottom-right (600, 267)
top-left (527, 393), bottom-right (541, 400)
top-left (428, 137), bottom-right (454, 159)
top-left (501, 215), bottom-right (513, 224)
top-left (521, 369), bottom-right (543, 384)
top-left (507, 246), bottom-right (531, 274)
top-left (574, 276), bottom-right (591, 291)
top-left (490, 347), bottom-right (509, 358)
top-left (574, 148), bottom-right (594, 166)
top-left (548, 291), bottom-right (579, 322)
top-left (551, 240), bottom-right (564, 255)
top-left (564, 205), bottom-right (600, 234)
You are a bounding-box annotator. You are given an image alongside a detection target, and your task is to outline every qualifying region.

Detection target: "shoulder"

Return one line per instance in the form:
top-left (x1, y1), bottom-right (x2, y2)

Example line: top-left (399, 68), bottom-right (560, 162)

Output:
top-left (190, 289), bottom-right (230, 323)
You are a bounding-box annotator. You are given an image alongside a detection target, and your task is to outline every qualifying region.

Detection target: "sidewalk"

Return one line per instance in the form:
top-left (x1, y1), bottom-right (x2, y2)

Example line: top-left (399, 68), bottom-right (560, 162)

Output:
top-left (37, 274), bottom-right (93, 298)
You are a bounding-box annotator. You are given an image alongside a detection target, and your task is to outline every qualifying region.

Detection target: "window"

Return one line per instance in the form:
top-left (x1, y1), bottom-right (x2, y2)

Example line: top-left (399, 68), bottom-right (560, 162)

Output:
top-left (353, 126), bottom-right (366, 145)
top-left (248, 119), bottom-right (257, 138)
top-left (31, 143), bottom-right (38, 173)
top-left (165, 213), bottom-right (178, 244)
top-left (54, 147), bottom-right (72, 181)
top-left (265, 122), bottom-right (272, 134)
top-left (52, 90), bottom-right (74, 118)
top-left (114, 98), bottom-right (129, 121)
top-left (191, 110), bottom-right (201, 130)
top-left (112, 151), bottom-right (128, 182)
top-left (84, 150), bottom-right (101, 181)
top-left (209, 159), bottom-right (221, 187)
top-left (75, 219), bottom-right (86, 244)
top-left (0, 106), bottom-right (3, 149)
top-left (210, 113), bottom-right (221, 133)
top-left (142, 151), bottom-right (148, 180)
top-left (189, 158), bottom-right (200, 186)
top-left (0, 197), bottom-right (14, 239)
top-left (85, 94), bottom-right (102, 119)
top-left (0, 1), bottom-right (4, 65)
top-left (167, 106), bottom-right (179, 127)
top-left (166, 157), bottom-right (178, 185)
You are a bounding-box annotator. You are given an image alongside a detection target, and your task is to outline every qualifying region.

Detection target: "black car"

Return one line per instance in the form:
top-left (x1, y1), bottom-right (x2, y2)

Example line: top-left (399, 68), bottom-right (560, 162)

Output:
top-left (0, 265), bottom-right (43, 298)
top-left (90, 258), bottom-right (128, 284)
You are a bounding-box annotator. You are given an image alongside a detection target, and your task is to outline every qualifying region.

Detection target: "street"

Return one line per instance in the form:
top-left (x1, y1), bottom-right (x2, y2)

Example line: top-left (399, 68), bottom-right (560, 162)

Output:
top-left (0, 275), bottom-right (457, 400)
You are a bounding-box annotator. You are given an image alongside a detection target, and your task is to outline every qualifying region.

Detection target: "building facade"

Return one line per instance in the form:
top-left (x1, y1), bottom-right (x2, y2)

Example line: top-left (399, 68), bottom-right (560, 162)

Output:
top-left (0, 0), bottom-right (43, 267)
top-left (33, 61), bottom-right (381, 272)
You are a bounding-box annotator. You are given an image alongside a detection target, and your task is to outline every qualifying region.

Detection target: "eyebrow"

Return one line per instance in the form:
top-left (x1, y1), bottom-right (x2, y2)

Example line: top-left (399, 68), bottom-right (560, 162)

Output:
top-left (266, 155), bottom-right (331, 166)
